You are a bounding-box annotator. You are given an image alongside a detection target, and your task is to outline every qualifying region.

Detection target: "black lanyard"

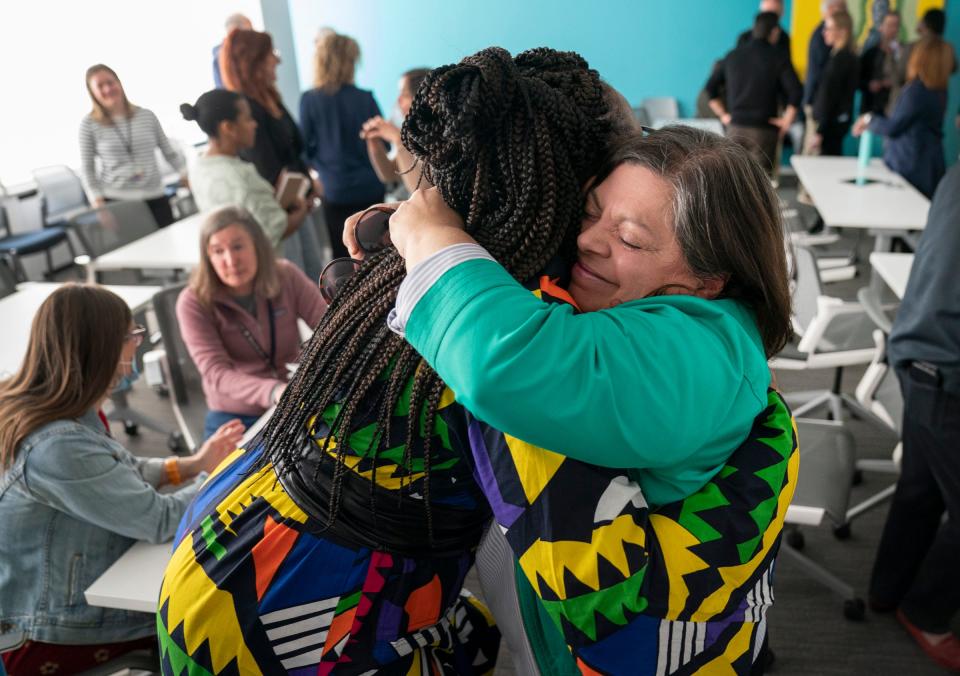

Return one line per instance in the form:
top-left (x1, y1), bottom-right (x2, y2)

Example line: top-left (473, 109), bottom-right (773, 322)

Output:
top-left (108, 113), bottom-right (135, 158)
top-left (237, 299), bottom-right (277, 378)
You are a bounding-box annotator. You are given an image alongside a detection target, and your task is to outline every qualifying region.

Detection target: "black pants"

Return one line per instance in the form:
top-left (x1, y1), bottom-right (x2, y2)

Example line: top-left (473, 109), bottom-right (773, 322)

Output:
top-left (819, 123), bottom-right (850, 157)
top-left (322, 198), bottom-right (384, 260)
top-left (869, 365), bottom-right (960, 632)
top-left (104, 195), bottom-right (175, 227)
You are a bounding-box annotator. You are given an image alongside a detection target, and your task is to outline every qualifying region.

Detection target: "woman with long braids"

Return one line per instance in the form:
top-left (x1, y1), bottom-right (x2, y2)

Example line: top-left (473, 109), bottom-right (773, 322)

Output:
top-left (376, 125), bottom-right (796, 675)
top-left (157, 47), bottom-right (612, 674)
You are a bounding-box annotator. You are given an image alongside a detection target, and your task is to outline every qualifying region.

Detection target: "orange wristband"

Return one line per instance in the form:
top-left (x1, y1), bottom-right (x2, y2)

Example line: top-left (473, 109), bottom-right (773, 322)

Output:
top-left (164, 457), bottom-right (182, 485)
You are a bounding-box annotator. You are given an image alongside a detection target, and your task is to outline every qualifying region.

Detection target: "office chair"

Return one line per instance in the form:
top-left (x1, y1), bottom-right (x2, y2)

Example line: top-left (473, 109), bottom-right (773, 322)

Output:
top-left (0, 184), bottom-right (76, 281)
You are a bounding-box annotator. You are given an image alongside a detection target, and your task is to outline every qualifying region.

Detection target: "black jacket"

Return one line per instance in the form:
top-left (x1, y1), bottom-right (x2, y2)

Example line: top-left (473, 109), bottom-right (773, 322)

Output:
top-left (706, 39), bottom-right (802, 128)
top-left (813, 49), bottom-right (859, 132)
top-left (240, 97), bottom-right (310, 188)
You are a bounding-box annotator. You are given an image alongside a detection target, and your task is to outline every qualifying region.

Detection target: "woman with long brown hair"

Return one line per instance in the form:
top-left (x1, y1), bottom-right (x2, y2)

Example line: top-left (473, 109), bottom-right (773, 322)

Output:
top-left (0, 285), bottom-right (242, 673)
top-left (853, 36), bottom-right (950, 197)
top-left (300, 30), bottom-right (386, 258)
top-left (79, 64), bottom-right (186, 226)
top-left (220, 28), bottom-right (327, 281)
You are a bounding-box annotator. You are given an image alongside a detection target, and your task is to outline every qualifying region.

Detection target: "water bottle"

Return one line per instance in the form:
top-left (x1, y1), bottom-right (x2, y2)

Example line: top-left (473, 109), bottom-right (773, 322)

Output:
top-left (856, 128), bottom-right (873, 186)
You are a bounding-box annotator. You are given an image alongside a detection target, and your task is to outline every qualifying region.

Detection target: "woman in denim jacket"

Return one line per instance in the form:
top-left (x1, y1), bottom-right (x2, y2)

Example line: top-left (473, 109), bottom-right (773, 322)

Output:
top-left (0, 284), bottom-right (242, 673)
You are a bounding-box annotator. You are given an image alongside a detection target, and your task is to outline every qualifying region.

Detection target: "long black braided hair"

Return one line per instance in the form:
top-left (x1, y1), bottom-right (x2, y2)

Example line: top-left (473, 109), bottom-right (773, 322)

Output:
top-left (262, 47), bottom-right (611, 534)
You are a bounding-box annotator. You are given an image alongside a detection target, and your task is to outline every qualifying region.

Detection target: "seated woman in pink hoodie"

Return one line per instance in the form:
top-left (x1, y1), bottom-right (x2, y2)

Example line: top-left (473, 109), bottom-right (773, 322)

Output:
top-left (177, 206), bottom-right (326, 438)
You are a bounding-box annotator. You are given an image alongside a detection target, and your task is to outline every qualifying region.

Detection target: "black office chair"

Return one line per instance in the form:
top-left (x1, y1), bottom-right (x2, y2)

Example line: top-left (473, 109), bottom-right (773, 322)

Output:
top-left (153, 284), bottom-right (207, 452)
top-left (69, 200), bottom-right (159, 259)
top-left (0, 256), bottom-right (18, 298)
top-left (0, 188), bottom-right (76, 281)
top-left (32, 165), bottom-right (89, 228)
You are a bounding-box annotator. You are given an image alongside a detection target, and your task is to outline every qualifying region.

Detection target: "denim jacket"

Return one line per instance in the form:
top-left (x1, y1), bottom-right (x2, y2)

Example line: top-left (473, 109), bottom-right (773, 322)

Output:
top-left (0, 409), bottom-right (199, 648)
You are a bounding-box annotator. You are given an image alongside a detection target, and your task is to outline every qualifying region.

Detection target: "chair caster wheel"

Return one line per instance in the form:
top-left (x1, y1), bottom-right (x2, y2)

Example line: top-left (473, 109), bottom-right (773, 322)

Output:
top-left (851, 469), bottom-right (864, 486)
top-left (123, 421), bottom-right (139, 436)
top-left (786, 530), bottom-right (805, 550)
top-left (844, 598), bottom-right (866, 621)
top-left (167, 431), bottom-right (190, 455)
top-left (833, 523), bottom-right (852, 540)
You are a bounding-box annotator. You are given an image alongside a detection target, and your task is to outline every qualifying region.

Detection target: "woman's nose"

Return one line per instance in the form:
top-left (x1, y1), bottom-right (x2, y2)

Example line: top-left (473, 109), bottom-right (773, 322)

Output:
top-left (577, 218), bottom-right (609, 256)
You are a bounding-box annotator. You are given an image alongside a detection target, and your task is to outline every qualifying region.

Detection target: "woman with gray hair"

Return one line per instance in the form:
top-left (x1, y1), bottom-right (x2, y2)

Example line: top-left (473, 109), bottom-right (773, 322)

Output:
top-left (176, 206), bottom-right (326, 439)
top-left (380, 126), bottom-right (795, 674)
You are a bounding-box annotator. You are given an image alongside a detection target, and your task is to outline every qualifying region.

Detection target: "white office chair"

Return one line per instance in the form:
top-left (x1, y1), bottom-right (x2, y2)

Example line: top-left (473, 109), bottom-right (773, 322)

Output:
top-left (641, 96), bottom-right (679, 122)
top-left (652, 117), bottom-right (724, 135)
top-left (771, 246), bottom-right (878, 419)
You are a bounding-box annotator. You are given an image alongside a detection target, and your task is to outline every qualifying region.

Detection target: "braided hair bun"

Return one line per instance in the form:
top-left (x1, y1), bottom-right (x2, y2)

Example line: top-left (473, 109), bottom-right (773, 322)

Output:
top-left (402, 46), bottom-right (610, 280)
top-left (264, 47), bottom-right (612, 533)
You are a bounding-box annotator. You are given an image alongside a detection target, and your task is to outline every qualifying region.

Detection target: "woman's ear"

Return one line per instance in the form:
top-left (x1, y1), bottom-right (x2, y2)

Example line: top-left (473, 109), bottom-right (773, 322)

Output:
top-left (694, 274), bottom-right (728, 300)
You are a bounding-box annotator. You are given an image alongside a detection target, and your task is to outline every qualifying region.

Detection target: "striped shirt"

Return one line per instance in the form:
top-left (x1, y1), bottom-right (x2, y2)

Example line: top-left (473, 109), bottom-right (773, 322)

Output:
top-left (78, 108), bottom-right (184, 201)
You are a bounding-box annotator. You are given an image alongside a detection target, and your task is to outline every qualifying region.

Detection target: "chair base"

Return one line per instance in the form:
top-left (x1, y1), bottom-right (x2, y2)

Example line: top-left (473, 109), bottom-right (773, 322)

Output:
top-left (780, 536), bottom-right (865, 620)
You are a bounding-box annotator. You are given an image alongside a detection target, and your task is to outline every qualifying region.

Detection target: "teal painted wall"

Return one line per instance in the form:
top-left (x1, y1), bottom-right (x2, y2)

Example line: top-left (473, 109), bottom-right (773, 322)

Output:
top-left (286, 0), bottom-right (958, 163)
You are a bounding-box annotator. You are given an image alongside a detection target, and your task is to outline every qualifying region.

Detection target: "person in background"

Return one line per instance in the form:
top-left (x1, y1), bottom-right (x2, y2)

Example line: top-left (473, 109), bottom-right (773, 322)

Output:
top-left (869, 164), bottom-right (960, 672)
top-left (362, 67), bottom-right (432, 196)
top-left (177, 206), bottom-right (325, 440)
top-left (300, 31), bottom-right (385, 259)
top-left (859, 10), bottom-right (904, 116)
top-left (853, 37), bottom-right (949, 198)
top-left (737, 0), bottom-right (791, 57)
top-left (707, 11), bottom-right (802, 176)
top-left (213, 12), bottom-right (252, 89)
top-left (802, 0), bottom-right (848, 154)
top-left (810, 10), bottom-right (858, 155)
top-left (181, 90), bottom-right (310, 262)
top-left (220, 28), bottom-right (327, 281)
top-left (0, 284), bottom-right (241, 674)
top-left (79, 64), bottom-right (185, 227)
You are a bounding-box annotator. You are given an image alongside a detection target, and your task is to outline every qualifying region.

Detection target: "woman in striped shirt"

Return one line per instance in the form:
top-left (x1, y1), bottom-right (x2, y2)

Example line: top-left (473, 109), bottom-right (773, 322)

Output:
top-left (78, 64), bottom-right (185, 227)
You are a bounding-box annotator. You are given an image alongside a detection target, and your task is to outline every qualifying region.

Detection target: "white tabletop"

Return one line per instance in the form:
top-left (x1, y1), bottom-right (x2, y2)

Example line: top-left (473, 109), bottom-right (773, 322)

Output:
top-left (869, 252), bottom-right (914, 299)
top-left (0, 283), bottom-right (160, 378)
top-left (88, 211), bottom-right (205, 275)
top-left (84, 407), bottom-right (273, 613)
top-left (791, 156), bottom-right (930, 231)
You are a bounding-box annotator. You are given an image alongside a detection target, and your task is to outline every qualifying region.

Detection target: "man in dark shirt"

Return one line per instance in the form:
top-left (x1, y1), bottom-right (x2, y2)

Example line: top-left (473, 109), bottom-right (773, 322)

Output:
top-left (802, 0), bottom-right (847, 153)
top-left (706, 12), bottom-right (802, 176)
top-left (736, 0), bottom-right (791, 59)
top-left (870, 164), bottom-right (960, 671)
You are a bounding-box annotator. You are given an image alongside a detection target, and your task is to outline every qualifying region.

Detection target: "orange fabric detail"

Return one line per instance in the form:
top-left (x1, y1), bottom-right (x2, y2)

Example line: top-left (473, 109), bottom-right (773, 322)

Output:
top-left (403, 574), bottom-right (442, 632)
top-left (576, 656), bottom-right (605, 675)
top-left (539, 276), bottom-right (580, 310)
top-left (251, 515), bottom-right (299, 600)
top-left (321, 606), bottom-right (357, 657)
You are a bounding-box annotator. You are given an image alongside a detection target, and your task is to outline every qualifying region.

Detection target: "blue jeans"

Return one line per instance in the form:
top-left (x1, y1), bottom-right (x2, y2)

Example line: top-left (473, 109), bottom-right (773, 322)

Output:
top-left (203, 410), bottom-right (262, 441)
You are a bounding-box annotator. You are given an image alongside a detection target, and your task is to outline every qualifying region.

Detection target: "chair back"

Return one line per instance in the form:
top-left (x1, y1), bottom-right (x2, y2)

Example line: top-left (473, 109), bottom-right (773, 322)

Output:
top-left (642, 97), bottom-right (680, 122)
top-left (69, 200), bottom-right (158, 258)
top-left (153, 284), bottom-right (207, 448)
top-left (792, 246), bottom-right (823, 334)
top-left (32, 165), bottom-right (88, 225)
top-left (0, 257), bottom-right (17, 298)
top-left (792, 419), bottom-right (856, 523)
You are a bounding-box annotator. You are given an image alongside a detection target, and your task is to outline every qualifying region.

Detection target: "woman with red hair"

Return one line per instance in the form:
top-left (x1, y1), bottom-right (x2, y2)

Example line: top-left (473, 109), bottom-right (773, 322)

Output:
top-left (220, 29), bottom-right (327, 282)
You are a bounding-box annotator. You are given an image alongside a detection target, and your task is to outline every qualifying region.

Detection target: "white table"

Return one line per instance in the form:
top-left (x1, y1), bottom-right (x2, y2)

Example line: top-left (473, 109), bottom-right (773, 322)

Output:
top-left (86, 211), bottom-right (205, 282)
top-left (0, 282), bottom-right (160, 378)
top-left (869, 252), bottom-right (914, 299)
top-left (84, 407), bottom-right (273, 613)
top-left (791, 156), bottom-right (930, 250)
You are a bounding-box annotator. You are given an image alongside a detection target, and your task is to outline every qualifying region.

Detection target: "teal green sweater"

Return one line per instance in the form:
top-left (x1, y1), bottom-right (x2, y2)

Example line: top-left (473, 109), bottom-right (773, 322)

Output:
top-left (405, 258), bottom-right (770, 506)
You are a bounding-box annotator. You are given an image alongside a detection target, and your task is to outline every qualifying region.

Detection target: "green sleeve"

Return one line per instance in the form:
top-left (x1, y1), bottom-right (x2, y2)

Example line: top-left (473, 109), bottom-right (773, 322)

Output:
top-left (406, 259), bottom-right (769, 470)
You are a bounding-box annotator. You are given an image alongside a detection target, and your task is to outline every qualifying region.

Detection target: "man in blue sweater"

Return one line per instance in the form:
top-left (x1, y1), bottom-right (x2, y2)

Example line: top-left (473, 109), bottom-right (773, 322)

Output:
top-left (870, 164), bottom-right (960, 671)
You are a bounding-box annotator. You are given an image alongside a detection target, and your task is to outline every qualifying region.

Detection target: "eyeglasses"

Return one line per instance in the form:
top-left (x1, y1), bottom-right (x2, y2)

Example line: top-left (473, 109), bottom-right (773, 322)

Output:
top-left (126, 324), bottom-right (147, 347)
top-left (318, 206), bottom-right (395, 303)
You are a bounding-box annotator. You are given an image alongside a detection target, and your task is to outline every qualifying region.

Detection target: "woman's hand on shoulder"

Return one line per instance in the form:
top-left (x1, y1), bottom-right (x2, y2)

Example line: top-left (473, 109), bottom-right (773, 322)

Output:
top-left (390, 188), bottom-right (473, 269)
top-left (360, 116), bottom-right (401, 145)
top-left (191, 418), bottom-right (246, 474)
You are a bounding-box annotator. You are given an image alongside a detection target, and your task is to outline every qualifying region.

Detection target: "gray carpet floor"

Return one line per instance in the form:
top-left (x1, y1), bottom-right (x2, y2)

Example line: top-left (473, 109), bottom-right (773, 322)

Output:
top-left (94, 178), bottom-right (955, 675)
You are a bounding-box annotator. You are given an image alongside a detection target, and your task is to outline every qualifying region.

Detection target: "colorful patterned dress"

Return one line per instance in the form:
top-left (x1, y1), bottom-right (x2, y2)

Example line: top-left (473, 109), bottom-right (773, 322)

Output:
top-left (467, 280), bottom-right (800, 675)
top-left (157, 378), bottom-right (500, 675)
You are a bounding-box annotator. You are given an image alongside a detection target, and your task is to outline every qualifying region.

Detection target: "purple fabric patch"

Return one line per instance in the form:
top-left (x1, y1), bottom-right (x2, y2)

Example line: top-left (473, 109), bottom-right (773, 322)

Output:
top-left (376, 600), bottom-right (404, 641)
top-left (704, 606), bottom-right (745, 646)
top-left (467, 420), bottom-right (524, 528)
